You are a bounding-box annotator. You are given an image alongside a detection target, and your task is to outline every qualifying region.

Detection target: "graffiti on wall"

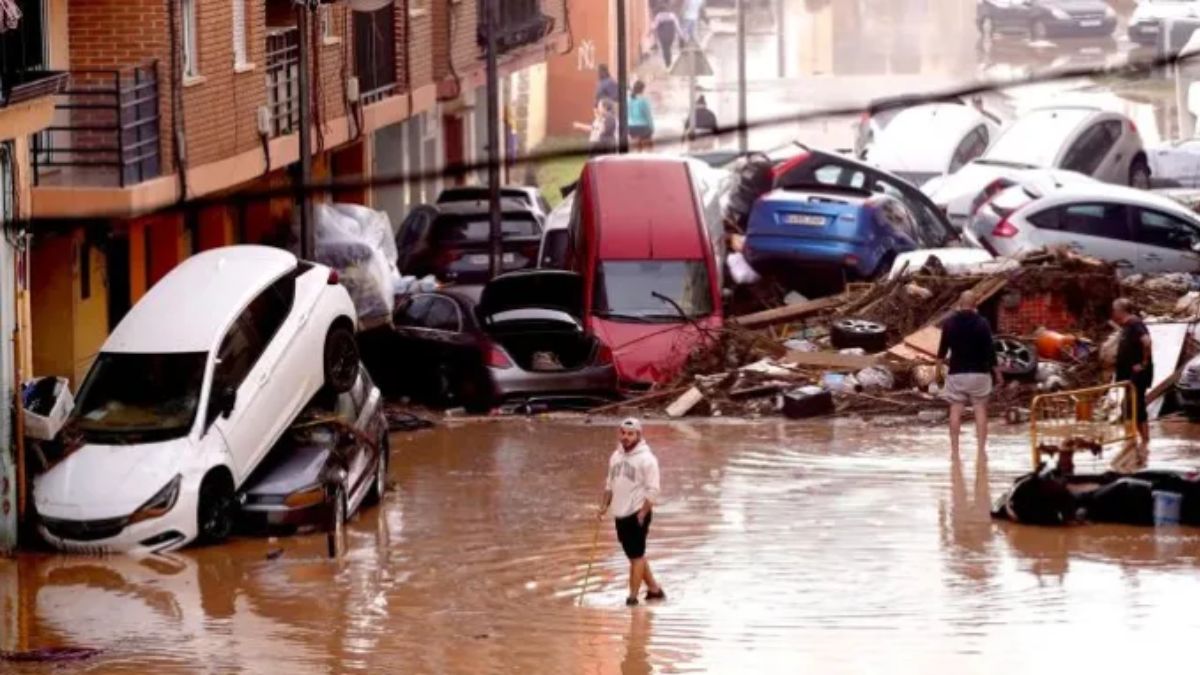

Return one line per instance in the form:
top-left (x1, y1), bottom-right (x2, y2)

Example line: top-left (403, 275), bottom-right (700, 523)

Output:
top-left (577, 39), bottom-right (596, 71)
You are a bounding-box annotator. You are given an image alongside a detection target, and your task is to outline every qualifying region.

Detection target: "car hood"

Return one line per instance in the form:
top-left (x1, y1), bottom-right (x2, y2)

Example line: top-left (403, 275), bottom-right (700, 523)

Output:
top-left (479, 270), bottom-right (585, 319)
top-left (243, 444), bottom-right (331, 496)
top-left (1043, 0), bottom-right (1110, 13)
top-left (34, 439), bottom-right (188, 520)
top-left (590, 316), bottom-right (722, 386)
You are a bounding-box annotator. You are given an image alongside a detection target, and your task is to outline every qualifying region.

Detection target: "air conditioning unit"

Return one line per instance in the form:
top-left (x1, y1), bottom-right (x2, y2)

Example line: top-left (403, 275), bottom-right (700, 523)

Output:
top-left (256, 105), bottom-right (272, 136)
top-left (346, 76), bottom-right (360, 103)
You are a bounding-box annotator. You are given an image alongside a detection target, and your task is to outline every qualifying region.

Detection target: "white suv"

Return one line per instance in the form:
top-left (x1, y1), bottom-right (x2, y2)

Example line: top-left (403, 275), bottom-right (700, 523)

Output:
top-left (34, 246), bottom-right (359, 554)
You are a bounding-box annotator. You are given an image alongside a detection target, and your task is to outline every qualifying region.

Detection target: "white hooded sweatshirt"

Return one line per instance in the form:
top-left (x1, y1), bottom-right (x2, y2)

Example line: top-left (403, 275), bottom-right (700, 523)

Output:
top-left (606, 440), bottom-right (660, 519)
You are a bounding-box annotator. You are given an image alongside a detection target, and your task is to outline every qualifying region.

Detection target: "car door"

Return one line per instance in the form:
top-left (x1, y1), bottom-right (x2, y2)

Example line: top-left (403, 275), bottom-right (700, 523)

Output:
top-left (873, 175), bottom-right (957, 245)
top-left (1060, 121), bottom-right (1120, 182)
top-left (206, 279), bottom-right (295, 482)
top-left (1133, 206), bottom-right (1200, 274)
top-left (1026, 202), bottom-right (1137, 267)
top-left (1091, 121), bottom-right (1129, 184)
top-left (341, 373), bottom-right (373, 503)
top-left (393, 294), bottom-right (440, 389)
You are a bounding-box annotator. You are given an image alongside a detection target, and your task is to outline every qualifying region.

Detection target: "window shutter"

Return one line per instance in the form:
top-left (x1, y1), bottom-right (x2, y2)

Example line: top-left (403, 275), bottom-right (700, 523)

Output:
top-left (232, 0), bottom-right (247, 66)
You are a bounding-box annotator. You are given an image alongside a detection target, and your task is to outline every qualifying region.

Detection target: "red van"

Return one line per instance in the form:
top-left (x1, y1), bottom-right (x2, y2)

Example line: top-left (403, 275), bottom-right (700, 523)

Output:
top-left (566, 156), bottom-right (725, 390)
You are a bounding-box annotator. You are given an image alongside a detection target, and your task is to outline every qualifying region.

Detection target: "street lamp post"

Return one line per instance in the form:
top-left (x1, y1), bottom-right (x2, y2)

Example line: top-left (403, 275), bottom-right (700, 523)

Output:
top-left (484, 0), bottom-right (502, 279)
top-left (296, 0), bottom-right (315, 260)
top-left (736, 0), bottom-right (748, 152)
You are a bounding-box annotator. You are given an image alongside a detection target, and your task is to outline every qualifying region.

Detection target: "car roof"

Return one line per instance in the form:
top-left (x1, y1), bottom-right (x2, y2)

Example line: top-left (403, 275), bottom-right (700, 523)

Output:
top-left (1027, 183), bottom-right (1200, 221)
top-left (870, 104), bottom-right (990, 172)
top-left (437, 186), bottom-right (539, 204)
top-left (434, 199), bottom-right (539, 217)
top-left (104, 246), bottom-right (298, 354)
top-left (985, 107), bottom-right (1107, 167)
top-left (581, 156), bottom-right (707, 260)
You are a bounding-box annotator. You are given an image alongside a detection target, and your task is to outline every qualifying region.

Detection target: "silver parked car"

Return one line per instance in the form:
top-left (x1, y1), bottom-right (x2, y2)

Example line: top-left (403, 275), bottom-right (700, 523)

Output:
top-left (926, 106), bottom-right (1150, 224)
top-left (970, 183), bottom-right (1200, 273)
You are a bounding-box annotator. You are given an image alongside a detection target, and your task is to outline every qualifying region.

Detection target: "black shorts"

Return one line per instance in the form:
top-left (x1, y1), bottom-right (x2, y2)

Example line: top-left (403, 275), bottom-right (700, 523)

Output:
top-left (614, 511), bottom-right (652, 560)
top-left (629, 125), bottom-right (653, 141)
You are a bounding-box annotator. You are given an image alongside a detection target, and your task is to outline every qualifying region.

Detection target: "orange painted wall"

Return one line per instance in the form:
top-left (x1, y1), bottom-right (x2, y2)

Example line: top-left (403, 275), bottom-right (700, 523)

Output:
top-left (147, 214), bottom-right (184, 287)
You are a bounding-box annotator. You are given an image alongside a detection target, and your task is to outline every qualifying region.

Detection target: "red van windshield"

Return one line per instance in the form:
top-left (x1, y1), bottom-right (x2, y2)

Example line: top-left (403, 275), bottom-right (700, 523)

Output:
top-left (592, 260), bottom-right (713, 322)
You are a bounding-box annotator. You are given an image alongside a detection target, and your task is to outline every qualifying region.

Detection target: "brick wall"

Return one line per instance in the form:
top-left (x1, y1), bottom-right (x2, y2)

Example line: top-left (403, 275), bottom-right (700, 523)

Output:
top-left (400, 1), bottom-right (435, 91)
top-left (314, 2), bottom-right (350, 140)
top-left (180, 0), bottom-right (270, 167)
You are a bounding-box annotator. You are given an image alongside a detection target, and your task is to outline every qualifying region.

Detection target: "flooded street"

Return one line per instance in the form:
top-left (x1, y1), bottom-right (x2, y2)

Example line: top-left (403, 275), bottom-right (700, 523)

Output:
top-left (7, 418), bottom-right (1200, 673)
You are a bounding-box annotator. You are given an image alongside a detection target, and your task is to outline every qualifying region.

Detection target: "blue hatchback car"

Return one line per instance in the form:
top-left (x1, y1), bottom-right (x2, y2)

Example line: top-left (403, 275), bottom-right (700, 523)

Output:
top-left (744, 186), bottom-right (947, 295)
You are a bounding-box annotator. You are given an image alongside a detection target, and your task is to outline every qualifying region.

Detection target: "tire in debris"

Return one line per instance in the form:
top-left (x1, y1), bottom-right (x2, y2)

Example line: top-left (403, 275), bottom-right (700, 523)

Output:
top-left (323, 324), bottom-right (359, 394)
top-left (994, 336), bottom-right (1038, 380)
top-left (830, 318), bottom-right (889, 353)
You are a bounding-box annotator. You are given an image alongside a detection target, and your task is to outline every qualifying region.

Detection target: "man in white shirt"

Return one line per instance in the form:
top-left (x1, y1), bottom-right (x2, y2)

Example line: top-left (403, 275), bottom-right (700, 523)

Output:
top-left (597, 418), bottom-right (664, 606)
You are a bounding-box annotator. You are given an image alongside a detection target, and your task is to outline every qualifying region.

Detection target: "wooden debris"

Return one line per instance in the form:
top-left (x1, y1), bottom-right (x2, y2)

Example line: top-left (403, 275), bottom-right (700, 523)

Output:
top-left (781, 350), bottom-right (879, 370)
top-left (733, 295), bottom-right (846, 329)
top-left (888, 326), bottom-right (942, 363)
top-left (588, 387), bottom-right (690, 414)
top-left (666, 387), bottom-right (706, 418)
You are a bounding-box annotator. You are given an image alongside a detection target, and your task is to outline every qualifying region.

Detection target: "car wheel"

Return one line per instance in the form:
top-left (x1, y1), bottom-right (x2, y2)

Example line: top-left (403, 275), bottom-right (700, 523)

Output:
top-left (326, 485), bottom-right (348, 559)
top-left (323, 325), bottom-right (359, 394)
top-left (366, 431), bottom-right (389, 506)
top-left (830, 318), bottom-right (889, 353)
top-left (1030, 20), bottom-right (1048, 41)
top-left (434, 362), bottom-right (458, 407)
top-left (1128, 156), bottom-right (1151, 189)
top-left (197, 476), bottom-right (234, 545)
top-left (995, 336), bottom-right (1038, 380)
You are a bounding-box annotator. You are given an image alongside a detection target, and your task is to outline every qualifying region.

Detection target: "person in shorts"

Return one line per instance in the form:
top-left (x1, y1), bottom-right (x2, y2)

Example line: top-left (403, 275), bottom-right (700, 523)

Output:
top-left (937, 291), bottom-right (1002, 456)
top-left (1113, 298), bottom-right (1153, 454)
top-left (597, 418), bottom-right (665, 606)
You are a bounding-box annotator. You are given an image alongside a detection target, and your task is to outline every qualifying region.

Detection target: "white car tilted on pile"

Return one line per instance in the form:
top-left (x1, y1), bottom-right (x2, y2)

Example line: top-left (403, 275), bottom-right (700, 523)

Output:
top-left (34, 246), bottom-right (360, 554)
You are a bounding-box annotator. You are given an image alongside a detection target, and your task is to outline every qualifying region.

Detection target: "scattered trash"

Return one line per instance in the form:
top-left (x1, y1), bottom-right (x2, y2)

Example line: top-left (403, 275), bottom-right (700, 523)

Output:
top-left (856, 366), bottom-right (895, 392)
top-left (1, 648), bottom-right (102, 663)
top-left (782, 339), bottom-right (819, 352)
top-left (781, 386), bottom-right (835, 419)
top-left (22, 376), bottom-right (73, 441)
top-left (917, 409), bottom-right (948, 424)
top-left (904, 282), bottom-right (933, 301)
top-left (1005, 407), bottom-right (1031, 424)
top-left (727, 252), bottom-right (762, 285)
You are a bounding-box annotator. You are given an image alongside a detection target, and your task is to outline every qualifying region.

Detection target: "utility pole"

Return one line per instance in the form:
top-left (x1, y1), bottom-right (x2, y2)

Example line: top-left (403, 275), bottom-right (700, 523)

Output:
top-left (485, 0), bottom-right (503, 279)
top-left (616, 0), bottom-right (629, 153)
top-left (736, 0), bottom-right (748, 152)
top-left (296, 0), bottom-right (315, 260)
top-left (776, 0), bottom-right (785, 78)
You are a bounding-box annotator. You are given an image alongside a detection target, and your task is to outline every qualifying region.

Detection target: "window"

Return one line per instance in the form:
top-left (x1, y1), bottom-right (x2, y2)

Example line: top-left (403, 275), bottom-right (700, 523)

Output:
top-left (232, 0), bottom-right (248, 67)
top-left (319, 4), bottom-right (336, 41)
top-left (1033, 203), bottom-right (1132, 241)
top-left (593, 261), bottom-right (714, 321)
top-left (182, 0), bottom-right (200, 77)
top-left (874, 197), bottom-right (920, 242)
top-left (74, 352), bottom-right (208, 444)
top-left (1061, 122), bottom-right (1119, 175)
top-left (873, 179), bottom-right (953, 246)
top-left (950, 126), bottom-right (990, 173)
top-left (396, 294), bottom-right (435, 327)
top-left (207, 272), bottom-right (296, 425)
top-left (424, 297), bottom-right (462, 332)
top-left (1137, 209), bottom-right (1200, 252)
top-left (813, 165), bottom-right (866, 189)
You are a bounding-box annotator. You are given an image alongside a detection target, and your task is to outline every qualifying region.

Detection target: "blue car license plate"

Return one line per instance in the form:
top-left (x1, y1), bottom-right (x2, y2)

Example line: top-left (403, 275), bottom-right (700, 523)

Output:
top-left (783, 213), bottom-right (827, 227)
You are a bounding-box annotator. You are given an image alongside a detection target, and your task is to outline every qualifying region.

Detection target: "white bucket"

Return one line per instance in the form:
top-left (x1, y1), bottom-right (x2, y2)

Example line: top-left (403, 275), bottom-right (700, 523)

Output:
top-left (1153, 491), bottom-right (1183, 526)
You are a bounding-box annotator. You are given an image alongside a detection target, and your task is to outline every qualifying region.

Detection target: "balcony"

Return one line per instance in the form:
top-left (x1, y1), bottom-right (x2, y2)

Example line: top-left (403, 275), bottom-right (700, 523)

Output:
top-left (0, 69), bottom-right (67, 109)
top-left (477, 0), bottom-right (552, 54)
top-left (353, 3), bottom-right (398, 105)
top-left (32, 63), bottom-right (162, 188)
top-left (265, 27), bottom-right (301, 138)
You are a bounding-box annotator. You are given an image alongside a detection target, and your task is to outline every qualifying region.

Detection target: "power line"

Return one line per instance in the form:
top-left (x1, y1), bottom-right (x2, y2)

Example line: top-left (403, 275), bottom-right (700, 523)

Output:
top-left (22, 45), bottom-right (1200, 230)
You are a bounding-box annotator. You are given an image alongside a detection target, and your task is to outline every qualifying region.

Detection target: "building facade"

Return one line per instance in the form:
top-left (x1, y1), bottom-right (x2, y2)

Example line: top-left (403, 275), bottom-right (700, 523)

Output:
top-left (26, 0), bottom-right (568, 388)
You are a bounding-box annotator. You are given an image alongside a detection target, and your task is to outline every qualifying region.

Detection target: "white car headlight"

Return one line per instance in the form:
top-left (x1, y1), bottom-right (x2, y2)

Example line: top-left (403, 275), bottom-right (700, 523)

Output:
top-left (1050, 7), bottom-right (1070, 20)
top-left (129, 474), bottom-right (182, 524)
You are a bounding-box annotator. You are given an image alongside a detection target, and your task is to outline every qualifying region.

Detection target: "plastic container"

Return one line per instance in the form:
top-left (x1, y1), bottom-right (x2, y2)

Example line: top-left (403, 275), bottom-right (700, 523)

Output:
top-left (22, 377), bottom-right (74, 441)
top-left (1153, 491), bottom-right (1183, 526)
top-left (1035, 329), bottom-right (1078, 361)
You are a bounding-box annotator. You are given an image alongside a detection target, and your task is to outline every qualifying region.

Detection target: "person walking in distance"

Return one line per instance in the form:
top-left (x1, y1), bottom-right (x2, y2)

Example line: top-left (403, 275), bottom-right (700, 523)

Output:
top-left (627, 81), bottom-right (655, 152)
top-left (1113, 298), bottom-right (1153, 457)
top-left (652, 7), bottom-right (683, 68)
top-left (597, 419), bottom-right (665, 607)
top-left (595, 64), bottom-right (619, 106)
top-left (680, 0), bottom-right (705, 45)
top-left (937, 291), bottom-right (1002, 456)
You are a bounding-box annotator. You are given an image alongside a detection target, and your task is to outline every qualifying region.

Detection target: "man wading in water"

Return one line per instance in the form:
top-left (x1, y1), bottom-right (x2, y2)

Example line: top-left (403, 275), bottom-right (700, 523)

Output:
top-left (597, 419), bottom-right (665, 606)
top-left (938, 291), bottom-right (1002, 456)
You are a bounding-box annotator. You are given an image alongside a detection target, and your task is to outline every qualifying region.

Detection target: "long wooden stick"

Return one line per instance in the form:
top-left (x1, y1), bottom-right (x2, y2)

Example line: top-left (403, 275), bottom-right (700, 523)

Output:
top-left (577, 516), bottom-right (603, 607)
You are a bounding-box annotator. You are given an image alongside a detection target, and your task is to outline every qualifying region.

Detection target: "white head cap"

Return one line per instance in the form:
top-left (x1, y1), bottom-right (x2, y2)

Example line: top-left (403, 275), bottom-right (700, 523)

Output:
top-left (620, 418), bottom-right (643, 433)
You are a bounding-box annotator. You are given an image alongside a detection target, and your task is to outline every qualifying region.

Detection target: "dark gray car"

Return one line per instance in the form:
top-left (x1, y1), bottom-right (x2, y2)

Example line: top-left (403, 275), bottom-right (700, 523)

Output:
top-left (238, 365), bottom-right (388, 533)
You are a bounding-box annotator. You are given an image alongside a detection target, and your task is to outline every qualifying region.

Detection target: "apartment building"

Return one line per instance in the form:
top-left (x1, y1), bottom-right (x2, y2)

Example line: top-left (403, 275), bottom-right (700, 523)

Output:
top-left (23, 0), bottom-right (568, 388)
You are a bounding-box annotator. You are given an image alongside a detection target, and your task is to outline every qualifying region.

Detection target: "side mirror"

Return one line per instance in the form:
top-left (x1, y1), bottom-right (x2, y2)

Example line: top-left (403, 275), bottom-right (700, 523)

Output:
top-left (218, 385), bottom-right (238, 419)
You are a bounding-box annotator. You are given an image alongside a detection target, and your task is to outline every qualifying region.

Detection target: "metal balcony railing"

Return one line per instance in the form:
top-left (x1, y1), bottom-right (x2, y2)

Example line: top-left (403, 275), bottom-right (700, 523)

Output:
top-left (353, 3), bottom-right (398, 105)
top-left (32, 63), bottom-right (162, 188)
top-left (266, 26), bottom-right (301, 138)
top-left (477, 0), bottom-right (552, 54)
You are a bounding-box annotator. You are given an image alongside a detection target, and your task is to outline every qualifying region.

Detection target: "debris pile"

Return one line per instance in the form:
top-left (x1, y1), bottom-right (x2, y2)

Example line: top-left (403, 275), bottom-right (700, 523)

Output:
top-left (600, 248), bottom-right (1200, 421)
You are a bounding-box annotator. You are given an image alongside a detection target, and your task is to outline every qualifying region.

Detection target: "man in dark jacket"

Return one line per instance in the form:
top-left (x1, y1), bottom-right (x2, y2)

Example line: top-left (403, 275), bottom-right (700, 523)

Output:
top-left (937, 291), bottom-right (1002, 456)
top-left (1113, 297), bottom-right (1153, 455)
top-left (683, 95), bottom-right (718, 142)
top-left (595, 64), bottom-right (619, 106)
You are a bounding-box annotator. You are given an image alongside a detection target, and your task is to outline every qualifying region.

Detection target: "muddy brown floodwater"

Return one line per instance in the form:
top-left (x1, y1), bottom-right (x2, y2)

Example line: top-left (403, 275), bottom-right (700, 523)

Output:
top-left (5, 418), bottom-right (1200, 673)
